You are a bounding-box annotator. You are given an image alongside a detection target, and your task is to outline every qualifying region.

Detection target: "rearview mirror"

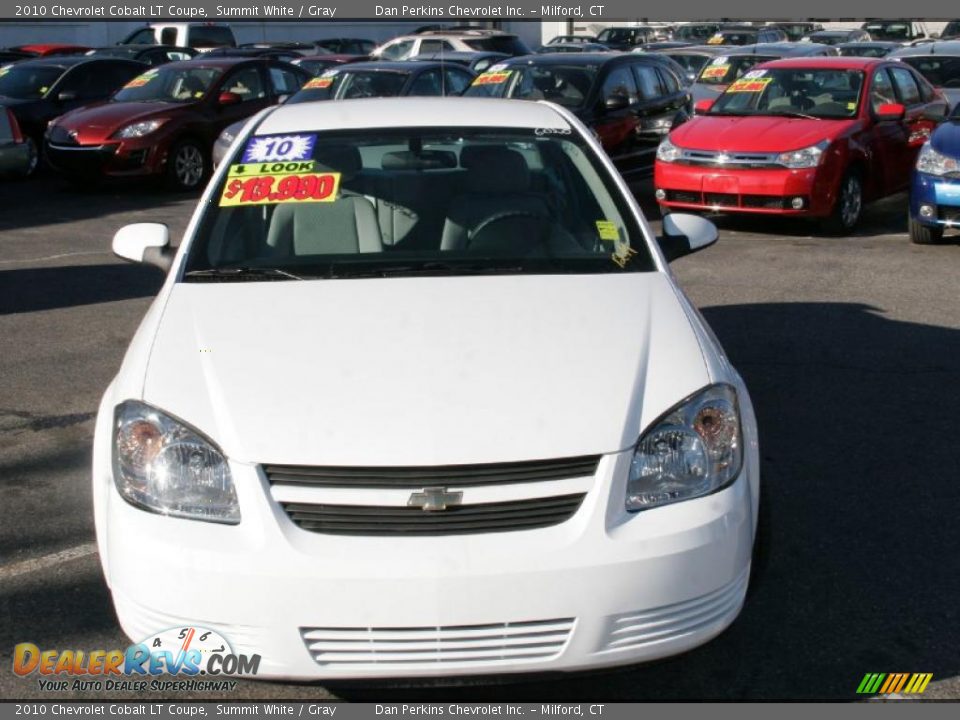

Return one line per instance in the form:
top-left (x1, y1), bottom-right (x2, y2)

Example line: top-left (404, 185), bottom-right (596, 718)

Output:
top-left (875, 102), bottom-right (905, 121)
top-left (658, 213), bottom-right (718, 262)
top-left (694, 98), bottom-right (715, 114)
top-left (218, 91), bottom-right (242, 106)
top-left (112, 223), bottom-right (173, 272)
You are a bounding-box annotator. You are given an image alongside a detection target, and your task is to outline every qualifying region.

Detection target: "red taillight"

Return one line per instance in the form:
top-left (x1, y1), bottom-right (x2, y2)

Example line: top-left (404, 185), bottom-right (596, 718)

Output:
top-left (6, 108), bottom-right (23, 143)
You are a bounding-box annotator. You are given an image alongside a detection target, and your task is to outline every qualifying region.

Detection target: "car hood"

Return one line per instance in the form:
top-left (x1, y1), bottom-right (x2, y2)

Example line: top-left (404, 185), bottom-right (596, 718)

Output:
top-left (931, 117), bottom-right (960, 156)
top-left (58, 101), bottom-right (185, 141)
top-left (141, 273), bottom-right (711, 466)
top-left (671, 114), bottom-right (856, 152)
top-left (0, 95), bottom-right (33, 109)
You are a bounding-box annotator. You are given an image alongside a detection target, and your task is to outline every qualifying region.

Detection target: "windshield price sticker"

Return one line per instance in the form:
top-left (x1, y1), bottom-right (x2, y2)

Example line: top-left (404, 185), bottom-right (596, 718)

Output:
top-left (473, 70), bottom-right (512, 86)
top-left (707, 35), bottom-right (724, 44)
top-left (728, 77), bottom-right (773, 93)
top-left (303, 77), bottom-right (334, 90)
top-left (220, 164), bottom-right (341, 207)
top-left (241, 133), bottom-right (317, 163)
top-left (595, 220), bottom-right (620, 241)
top-left (702, 66), bottom-right (730, 79)
top-left (743, 69), bottom-right (767, 79)
top-left (123, 72), bottom-right (156, 89)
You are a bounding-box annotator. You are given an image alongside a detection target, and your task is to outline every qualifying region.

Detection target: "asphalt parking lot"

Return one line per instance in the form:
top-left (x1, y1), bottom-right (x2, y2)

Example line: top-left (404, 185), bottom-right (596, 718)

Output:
top-left (1, 172), bottom-right (958, 701)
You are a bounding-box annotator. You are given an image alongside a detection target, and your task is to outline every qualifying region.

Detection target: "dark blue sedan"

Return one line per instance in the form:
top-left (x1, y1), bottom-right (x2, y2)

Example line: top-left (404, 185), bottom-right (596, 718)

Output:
top-left (910, 106), bottom-right (960, 243)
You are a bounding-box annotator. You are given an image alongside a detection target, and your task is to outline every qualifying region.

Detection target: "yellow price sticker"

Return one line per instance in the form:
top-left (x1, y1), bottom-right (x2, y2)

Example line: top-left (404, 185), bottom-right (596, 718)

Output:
top-left (595, 220), bottom-right (620, 241)
top-left (473, 71), bottom-right (512, 86)
top-left (220, 168), bottom-right (340, 207)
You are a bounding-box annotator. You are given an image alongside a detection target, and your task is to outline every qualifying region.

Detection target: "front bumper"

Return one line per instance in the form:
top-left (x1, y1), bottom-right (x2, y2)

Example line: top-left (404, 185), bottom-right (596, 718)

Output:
top-left (96, 454), bottom-right (755, 680)
top-left (45, 137), bottom-right (161, 178)
top-left (655, 161), bottom-right (833, 216)
top-left (910, 171), bottom-right (960, 229)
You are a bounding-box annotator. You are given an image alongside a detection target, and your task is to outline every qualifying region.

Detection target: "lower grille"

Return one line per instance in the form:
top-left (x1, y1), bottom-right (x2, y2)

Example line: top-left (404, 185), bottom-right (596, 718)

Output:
top-left (742, 194), bottom-right (788, 209)
top-left (301, 618), bottom-right (575, 667)
top-left (667, 190), bottom-right (701, 203)
top-left (704, 192), bottom-right (738, 207)
top-left (281, 494), bottom-right (585, 536)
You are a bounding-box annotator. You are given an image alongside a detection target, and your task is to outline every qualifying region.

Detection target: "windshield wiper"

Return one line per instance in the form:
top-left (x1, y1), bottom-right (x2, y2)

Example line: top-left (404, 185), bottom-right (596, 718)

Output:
top-left (183, 267), bottom-right (306, 281)
top-left (323, 261), bottom-right (528, 279)
top-left (768, 110), bottom-right (820, 120)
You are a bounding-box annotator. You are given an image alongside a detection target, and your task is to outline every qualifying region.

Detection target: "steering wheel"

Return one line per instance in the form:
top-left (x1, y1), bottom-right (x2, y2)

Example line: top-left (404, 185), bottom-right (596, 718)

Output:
top-left (466, 211), bottom-right (553, 252)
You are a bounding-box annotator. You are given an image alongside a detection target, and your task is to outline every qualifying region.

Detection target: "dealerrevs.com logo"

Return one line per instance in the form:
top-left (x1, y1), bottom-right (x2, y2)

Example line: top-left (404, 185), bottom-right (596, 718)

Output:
top-left (13, 627), bottom-right (261, 692)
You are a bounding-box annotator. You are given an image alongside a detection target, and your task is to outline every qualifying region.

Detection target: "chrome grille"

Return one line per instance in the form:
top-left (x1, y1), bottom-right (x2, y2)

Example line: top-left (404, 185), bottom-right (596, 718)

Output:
top-left (301, 618), bottom-right (575, 667)
top-left (678, 148), bottom-right (779, 168)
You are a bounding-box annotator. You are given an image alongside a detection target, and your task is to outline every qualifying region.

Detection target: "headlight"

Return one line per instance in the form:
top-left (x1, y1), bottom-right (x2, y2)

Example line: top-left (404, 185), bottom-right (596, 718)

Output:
top-left (657, 137), bottom-right (682, 163)
top-left (626, 384), bottom-right (743, 512)
top-left (113, 401), bottom-right (239, 523)
top-left (113, 119), bottom-right (166, 139)
top-left (776, 140), bottom-right (829, 169)
top-left (916, 142), bottom-right (960, 176)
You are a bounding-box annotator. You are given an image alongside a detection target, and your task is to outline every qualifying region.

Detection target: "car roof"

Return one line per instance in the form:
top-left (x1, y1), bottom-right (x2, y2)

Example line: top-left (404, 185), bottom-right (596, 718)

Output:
top-left (810, 30), bottom-right (856, 36)
top-left (721, 42), bottom-right (830, 56)
top-left (890, 41), bottom-right (960, 56)
top-left (836, 41), bottom-right (901, 48)
top-left (179, 57), bottom-right (273, 69)
top-left (754, 56), bottom-right (884, 70)
top-left (6, 55), bottom-right (140, 69)
top-left (257, 97), bottom-right (569, 135)
top-left (330, 60), bottom-right (447, 72)
top-left (653, 45), bottom-right (728, 56)
top-left (500, 52), bottom-right (657, 67)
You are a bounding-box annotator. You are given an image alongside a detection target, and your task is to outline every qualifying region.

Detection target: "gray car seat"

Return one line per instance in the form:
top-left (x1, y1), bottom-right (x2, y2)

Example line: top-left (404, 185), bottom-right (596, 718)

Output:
top-left (440, 146), bottom-right (552, 251)
top-left (266, 145), bottom-right (382, 256)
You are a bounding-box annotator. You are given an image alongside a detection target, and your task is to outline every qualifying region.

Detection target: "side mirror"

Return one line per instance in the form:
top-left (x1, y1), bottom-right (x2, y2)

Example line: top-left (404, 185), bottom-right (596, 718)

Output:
top-left (604, 94), bottom-right (630, 112)
top-left (694, 98), bottom-right (715, 114)
top-left (112, 223), bottom-right (173, 272)
top-left (658, 213), bottom-right (718, 262)
top-left (57, 90), bottom-right (78, 103)
top-left (875, 102), bottom-right (905, 121)
top-left (218, 91), bottom-right (242, 106)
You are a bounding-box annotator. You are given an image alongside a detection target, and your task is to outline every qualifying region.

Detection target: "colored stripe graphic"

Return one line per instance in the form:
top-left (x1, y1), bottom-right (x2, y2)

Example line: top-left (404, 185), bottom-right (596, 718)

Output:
top-left (858, 672), bottom-right (932, 694)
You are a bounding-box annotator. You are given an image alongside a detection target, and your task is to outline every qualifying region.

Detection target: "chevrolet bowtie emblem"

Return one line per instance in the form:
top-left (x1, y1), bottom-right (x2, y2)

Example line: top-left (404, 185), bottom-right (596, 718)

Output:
top-left (407, 487), bottom-right (463, 512)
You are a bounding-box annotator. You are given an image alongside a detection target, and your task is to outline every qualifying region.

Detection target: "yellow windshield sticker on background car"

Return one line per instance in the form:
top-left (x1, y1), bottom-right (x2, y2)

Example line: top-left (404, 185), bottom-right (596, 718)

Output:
top-left (702, 66), bottom-right (730, 79)
top-left (220, 163), bottom-right (340, 207)
top-left (303, 77), bottom-right (334, 89)
top-left (707, 35), bottom-right (724, 44)
top-left (472, 70), bottom-right (512, 86)
top-left (595, 220), bottom-right (620, 241)
top-left (847, 102), bottom-right (857, 111)
top-left (727, 77), bottom-right (773, 93)
top-left (123, 72), bottom-right (156, 89)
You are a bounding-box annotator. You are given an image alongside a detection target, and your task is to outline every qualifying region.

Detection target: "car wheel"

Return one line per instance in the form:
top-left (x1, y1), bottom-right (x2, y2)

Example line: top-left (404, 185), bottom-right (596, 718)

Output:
top-left (908, 214), bottom-right (943, 245)
top-left (821, 171), bottom-right (863, 235)
top-left (20, 136), bottom-right (39, 177)
top-left (165, 139), bottom-right (207, 191)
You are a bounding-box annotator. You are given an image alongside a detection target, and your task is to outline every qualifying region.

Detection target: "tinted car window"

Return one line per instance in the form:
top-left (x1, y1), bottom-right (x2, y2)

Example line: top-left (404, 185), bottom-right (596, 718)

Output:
top-left (467, 64), bottom-right (596, 109)
top-left (112, 65), bottom-right (222, 102)
top-left (863, 22), bottom-right (913, 41)
top-left (942, 22), bottom-right (960, 39)
top-left (633, 65), bottom-right (662, 99)
top-left (420, 40), bottom-right (454, 54)
top-left (380, 40), bottom-right (414, 60)
top-left (98, 62), bottom-right (144, 92)
top-left (443, 67), bottom-right (473, 94)
top-left (674, 24), bottom-right (719, 42)
top-left (870, 68), bottom-right (897, 111)
top-left (666, 53), bottom-right (710, 78)
top-left (408, 69), bottom-right (443, 96)
top-left (463, 36), bottom-right (530, 55)
top-left (710, 68), bottom-right (864, 118)
top-left (189, 26), bottom-right (235, 49)
top-left (269, 66), bottom-right (304, 95)
top-left (223, 67), bottom-right (266, 101)
top-left (337, 71), bottom-right (407, 99)
top-left (899, 56), bottom-right (960, 89)
top-left (656, 66), bottom-right (680, 94)
top-left (890, 65), bottom-right (921, 105)
top-left (159, 28), bottom-right (177, 46)
top-left (602, 66), bottom-right (638, 104)
top-left (0, 65), bottom-right (64, 99)
top-left (125, 28), bottom-right (156, 44)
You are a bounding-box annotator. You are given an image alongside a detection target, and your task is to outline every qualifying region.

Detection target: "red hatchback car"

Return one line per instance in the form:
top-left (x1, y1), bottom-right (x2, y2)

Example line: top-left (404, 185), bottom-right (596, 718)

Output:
top-left (45, 57), bottom-right (308, 190)
top-left (654, 57), bottom-right (949, 233)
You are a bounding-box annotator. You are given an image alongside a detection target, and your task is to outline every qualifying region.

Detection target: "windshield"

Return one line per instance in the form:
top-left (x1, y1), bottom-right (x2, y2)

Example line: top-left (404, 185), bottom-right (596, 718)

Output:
top-left (778, 24), bottom-right (815, 41)
top-left (698, 55), bottom-right (777, 85)
top-left (288, 70), bottom-right (407, 103)
top-left (707, 31), bottom-right (757, 46)
top-left (112, 66), bottom-right (222, 103)
top-left (863, 23), bottom-right (912, 41)
top-left (674, 24), bottom-right (719, 42)
top-left (463, 36), bottom-right (529, 55)
top-left (0, 65), bottom-right (63, 99)
top-left (710, 68), bottom-right (864, 119)
top-left (185, 127), bottom-right (652, 280)
top-left (464, 65), bottom-right (596, 109)
top-left (838, 45), bottom-right (890, 57)
top-left (898, 56), bottom-right (960, 89)
top-left (667, 53), bottom-right (711, 78)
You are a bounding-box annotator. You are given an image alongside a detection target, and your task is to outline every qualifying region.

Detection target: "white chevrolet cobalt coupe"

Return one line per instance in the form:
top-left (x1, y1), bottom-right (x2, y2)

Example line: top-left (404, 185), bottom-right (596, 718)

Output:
top-left (94, 97), bottom-right (760, 680)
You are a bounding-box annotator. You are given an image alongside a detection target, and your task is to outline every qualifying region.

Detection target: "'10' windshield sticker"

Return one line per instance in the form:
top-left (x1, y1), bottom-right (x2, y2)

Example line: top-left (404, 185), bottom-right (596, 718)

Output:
top-left (242, 134), bottom-right (317, 163)
top-left (220, 162), bottom-right (341, 207)
top-left (473, 70), bottom-right (512, 86)
top-left (727, 77), bottom-right (773, 93)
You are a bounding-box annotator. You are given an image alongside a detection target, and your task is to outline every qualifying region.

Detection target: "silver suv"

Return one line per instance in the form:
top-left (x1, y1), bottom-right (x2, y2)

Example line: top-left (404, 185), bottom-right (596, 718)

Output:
top-left (371, 29), bottom-right (530, 60)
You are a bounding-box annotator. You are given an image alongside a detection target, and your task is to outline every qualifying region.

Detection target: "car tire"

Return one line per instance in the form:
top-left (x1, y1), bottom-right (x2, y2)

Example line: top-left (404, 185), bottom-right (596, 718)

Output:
top-left (908, 215), bottom-right (943, 245)
top-left (821, 171), bottom-right (863, 236)
top-left (165, 138), bottom-right (208, 192)
top-left (19, 136), bottom-right (40, 177)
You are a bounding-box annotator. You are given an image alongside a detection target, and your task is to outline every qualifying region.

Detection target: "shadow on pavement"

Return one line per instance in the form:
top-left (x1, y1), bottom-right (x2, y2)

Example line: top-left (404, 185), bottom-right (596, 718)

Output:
top-left (326, 302), bottom-right (959, 700)
top-left (0, 263), bottom-right (164, 315)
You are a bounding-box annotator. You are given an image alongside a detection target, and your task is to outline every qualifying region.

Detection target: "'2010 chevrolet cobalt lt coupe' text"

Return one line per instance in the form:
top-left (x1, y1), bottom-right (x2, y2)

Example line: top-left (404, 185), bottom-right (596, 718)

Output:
top-left (95, 97), bottom-right (760, 680)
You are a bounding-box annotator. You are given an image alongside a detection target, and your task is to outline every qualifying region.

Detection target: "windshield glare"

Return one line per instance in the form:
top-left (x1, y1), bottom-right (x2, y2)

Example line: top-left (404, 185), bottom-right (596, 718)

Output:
top-left (112, 66), bottom-right (221, 103)
top-left (186, 128), bottom-right (651, 279)
top-left (464, 65), bottom-right (596, 108)
top-left (0, 65), bottom-right (63, 99)
top-left (698, 55), bottom-right (776, 85)
top-left (710, 68), bottom-right (864, 118)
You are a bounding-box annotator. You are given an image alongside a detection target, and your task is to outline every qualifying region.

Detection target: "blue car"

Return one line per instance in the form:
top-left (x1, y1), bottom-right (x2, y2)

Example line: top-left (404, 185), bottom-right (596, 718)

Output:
top-left (910, 105), bottom-right (960, 244)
